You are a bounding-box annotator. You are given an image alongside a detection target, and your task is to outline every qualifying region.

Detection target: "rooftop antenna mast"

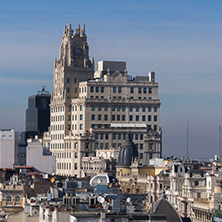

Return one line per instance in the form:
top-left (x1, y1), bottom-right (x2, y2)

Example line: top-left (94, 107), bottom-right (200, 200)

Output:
top-left (186, 120), bottom-right (189, 161)
top-left (219, 125), bottom-right (221, 159)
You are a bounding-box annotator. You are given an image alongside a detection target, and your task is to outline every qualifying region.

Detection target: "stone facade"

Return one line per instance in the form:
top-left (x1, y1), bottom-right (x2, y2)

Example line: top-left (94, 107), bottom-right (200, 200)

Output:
top-left (0, 183), bottom-right (24, 213)
top-left (45, 24), bottom-right (162, 177)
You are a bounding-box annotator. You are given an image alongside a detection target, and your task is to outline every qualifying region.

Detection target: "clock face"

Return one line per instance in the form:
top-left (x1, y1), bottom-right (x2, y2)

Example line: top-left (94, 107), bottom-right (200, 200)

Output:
top-left (73, 46), bottom-right (83, 57)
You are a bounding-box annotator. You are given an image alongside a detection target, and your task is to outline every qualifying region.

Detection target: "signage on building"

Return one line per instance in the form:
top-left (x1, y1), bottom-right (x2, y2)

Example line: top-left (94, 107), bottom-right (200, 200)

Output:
top-left (212, 210), bottom-right (222, 222)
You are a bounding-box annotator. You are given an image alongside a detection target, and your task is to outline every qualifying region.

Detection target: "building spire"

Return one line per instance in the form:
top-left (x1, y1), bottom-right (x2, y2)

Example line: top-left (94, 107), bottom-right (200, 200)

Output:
top-left (81, 24), bottom-right (86, 36)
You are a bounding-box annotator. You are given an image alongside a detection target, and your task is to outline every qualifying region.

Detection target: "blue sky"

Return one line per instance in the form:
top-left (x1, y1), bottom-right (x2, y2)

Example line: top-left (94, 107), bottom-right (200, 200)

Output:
top-left (1, 0), bottom-right (222, 158)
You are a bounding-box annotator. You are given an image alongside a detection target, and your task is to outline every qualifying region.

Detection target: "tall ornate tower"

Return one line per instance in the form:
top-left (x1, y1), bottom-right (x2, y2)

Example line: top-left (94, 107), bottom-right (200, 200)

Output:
top-left (49, 24), bottom-right (95, 177)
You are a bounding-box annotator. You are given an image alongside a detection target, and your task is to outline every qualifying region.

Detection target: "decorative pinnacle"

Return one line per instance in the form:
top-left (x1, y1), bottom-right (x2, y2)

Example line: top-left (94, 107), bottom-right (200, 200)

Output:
top-left (124, 68), bottom-right (128, 76)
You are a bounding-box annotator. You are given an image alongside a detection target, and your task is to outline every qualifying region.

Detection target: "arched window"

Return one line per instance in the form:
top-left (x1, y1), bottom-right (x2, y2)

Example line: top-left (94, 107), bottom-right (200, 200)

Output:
top-left (6, 195), bottom-right (12, 205)
top-left (15, 195), bottom-right (21, 205)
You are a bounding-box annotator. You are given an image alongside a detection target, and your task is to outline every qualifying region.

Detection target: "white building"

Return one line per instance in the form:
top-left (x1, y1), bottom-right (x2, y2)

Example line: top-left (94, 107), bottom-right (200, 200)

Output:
top-left (45, 24), bottom-right (162, 177)
top-left (96, 148), bottom-right (120, 160)
top-left (0, 129), bottom-right (19, 168)
top-left (27, 137), bottom-right (56, 174)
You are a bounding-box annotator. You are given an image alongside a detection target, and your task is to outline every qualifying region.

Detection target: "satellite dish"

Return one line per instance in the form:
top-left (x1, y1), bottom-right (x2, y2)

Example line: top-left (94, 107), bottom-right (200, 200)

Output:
top-left (97, 196), bottom-right (105, 204)
top-left (126, 197), bottom-right (131, 203)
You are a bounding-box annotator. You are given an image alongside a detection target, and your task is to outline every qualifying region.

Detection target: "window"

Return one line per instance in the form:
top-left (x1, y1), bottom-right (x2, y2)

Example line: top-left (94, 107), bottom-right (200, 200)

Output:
top-left (112, 115), bottom-right (115, 121)
top-left (154, 116), bottom-right (157, 122)
top-left (90, 86), bottom-right (94, 93)
top-left (104, 115), bottom-right (108, 121)
top-left (118, 134), bottom-right (121, 140)
top-left (140, 153), bottom-right (143, 159)
top-left (67, 77), bottom-right (70, 83)
top-left (15, 196), bottom-right (21, 204)
top-left (148, 115), bottom-right (151, 121)
top-left (149, 144), bottom-right (153, 150)
top-left (140, 144), bottom-right (143, 149)
top-left (68, 105), bottom-right (71, 112)
top-left (80, 124), bottom-right (83, 130)
top-left (149, 88), bottom-right (152, 93)
top-left (129, 115), bottom-right (133, 121)
top-left (154, 106), bottom-right (157, 112)
top-left (197, 192), bottom-right (201, 198)
top-left (117, 106), bottom-right (121, 111)
top-left (148, 106), bottom-right (151, 112)
top-left (129, 106), bottom-right (133, 112)
top-left (149, 153), bottom-right (153, 159)
top-left (130, 87), bottom-right (134, 93)
top-left (91, 115), bottom-right (95, 121)
top-left (140, 134), bottom-right (143, 140)
top-left (6, 196), bottom-right (12, 205)
top-left (105, 134), bottom-right (109, 140)
top-left (123, 134), bottom-right (126, 140)
top-left (135, 134), bottom-right (138, 140)
top-left (68, 124), bottom-right (71, 130)
top-left (194, 181), bottom-right (199, 186)
top-left (98, 115), bottom-right (101, 121)
top-left (142, 106), bottom-right (146, 112)
top-left (100, 134), bottom-right (104, 140)
top-left (80, 105), bottom-right (83, 111)
top-left (136, 115), bottom-right (139, 121)
top-left (122, 115), bottom-right (125, 121)
top-left (113, 134), bottom-right (116, 140)
top-left (138, 87), bottom-right (142, 94)
top-left (80, 114), bottom-right (83, 120)
top-left (136, 106), bottom-right (139, 112)
top-left (118, 87), bottom-right (122, 93)
top-left (143, 88), bottom-right (147, 93)
top-left (101, 87), bottom-right (104, 93)
top-left (68, 115), bottom-right (71, 121)
top-left (92, 105), bottom-right (95, 111)
top-left (100, 143), bottom-right (104, 149)
top-left (113, 87), bottom-right (116, 93)
top-left (104, 105), bottom-right (108, 111)
top-left (75, 87), bottom-right (77, 93)
top-left (75, 163), bottom-right (78, 170)
top-left (122, 106), bottom-right (125, 111)
top-left (142, 115), bottom-right (146, 121)
top-left (117, 115), bottom-right (120, 121)
top-left (91, 124), bottom-right (95, 128)
top-left (74, 78), bottom-right (77, 83)
top-left (112, 106), bottom-right (115, 111)
top-left (75, 152), bottom-right (78, 158)
top-left (154, 125), bottom-right (157, 131)
top-left (98, 124), bottom-right (102, 128)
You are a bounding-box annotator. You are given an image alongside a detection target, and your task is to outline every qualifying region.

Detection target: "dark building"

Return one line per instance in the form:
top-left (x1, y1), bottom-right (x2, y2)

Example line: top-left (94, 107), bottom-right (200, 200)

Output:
top-left (26, 87), bottom-right (50, 139)
top-left (14, 131), bottom-right (27, 166)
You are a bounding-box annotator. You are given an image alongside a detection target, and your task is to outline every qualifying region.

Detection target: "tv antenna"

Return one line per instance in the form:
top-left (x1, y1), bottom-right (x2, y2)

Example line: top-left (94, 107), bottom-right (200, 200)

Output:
top-left (186, 120), bottom-right (189, 161)
top-left (219, 125), bottom-right (221, 159)
top-left (37, 86), bottom-right (49, 95)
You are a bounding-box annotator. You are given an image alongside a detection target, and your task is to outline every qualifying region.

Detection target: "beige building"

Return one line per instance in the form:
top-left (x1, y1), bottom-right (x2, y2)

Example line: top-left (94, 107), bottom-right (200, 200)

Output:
top-left (46, 24), bottom-right (162, 177)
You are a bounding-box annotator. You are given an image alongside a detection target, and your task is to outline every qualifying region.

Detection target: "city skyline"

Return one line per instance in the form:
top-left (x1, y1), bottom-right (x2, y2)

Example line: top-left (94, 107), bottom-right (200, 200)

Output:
top-left (1, 0), bottom-right (222, 158)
